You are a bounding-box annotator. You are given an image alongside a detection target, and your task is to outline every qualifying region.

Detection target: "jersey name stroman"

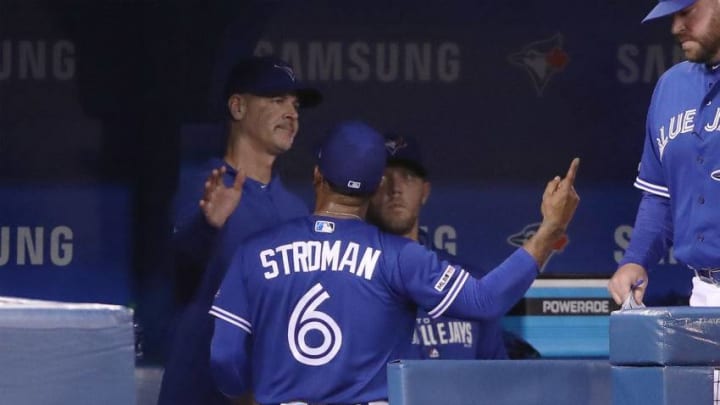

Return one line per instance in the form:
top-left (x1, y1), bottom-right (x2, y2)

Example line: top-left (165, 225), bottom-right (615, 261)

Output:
top-left (260, 240), bottom-right (382, 281)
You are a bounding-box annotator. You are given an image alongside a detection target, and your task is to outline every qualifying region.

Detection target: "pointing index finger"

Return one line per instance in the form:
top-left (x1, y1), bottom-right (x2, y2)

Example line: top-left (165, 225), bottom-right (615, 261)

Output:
top-left (564, 157), bottom-right (580, 186)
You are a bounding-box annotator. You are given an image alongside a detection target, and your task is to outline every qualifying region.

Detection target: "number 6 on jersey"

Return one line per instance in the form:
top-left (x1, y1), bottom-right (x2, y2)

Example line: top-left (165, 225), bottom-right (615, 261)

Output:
top-left (288, 283), bottom-right (343, 366)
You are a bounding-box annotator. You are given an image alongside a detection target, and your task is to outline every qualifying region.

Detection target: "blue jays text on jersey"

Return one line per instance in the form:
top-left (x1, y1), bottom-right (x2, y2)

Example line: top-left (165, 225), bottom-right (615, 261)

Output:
top-left (412, 305), bottom-right (507, 360)
top-left (209, 216), bottom-right (538, 404)
top-left (653, 107), bottom-right (720, 162)
top-left (413, 317), bottom-right (473, 346)
top-left (410, 232), bottom-right (507, 360)
top-left (634, 61), bottom-right (720, 268)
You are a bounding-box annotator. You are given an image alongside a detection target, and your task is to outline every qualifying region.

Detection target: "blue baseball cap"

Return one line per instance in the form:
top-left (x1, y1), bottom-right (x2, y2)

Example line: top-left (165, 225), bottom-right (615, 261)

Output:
top-left (225, 56), bottom-right (322, 107)
top-left (643, 0), bottom-right (697, 22)
top-left (383, 134), bottom-right (428, 178)
top-left (317, 121), bottom-right (387, 195)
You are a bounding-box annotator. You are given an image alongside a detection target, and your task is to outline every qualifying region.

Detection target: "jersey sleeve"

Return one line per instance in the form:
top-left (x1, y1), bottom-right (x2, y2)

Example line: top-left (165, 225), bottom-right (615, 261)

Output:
top-left (393, 243), bottom-right (538, 320)
top-left (389, 242), bottom-right (470, 318)
top-left (618, 191), bottom-right (673, 270)
top-left (634, 83), bottom-right (670, 198)
top-left (209, 248), bottom-right (252, 397)
top-left (445, 248), bottom-right (538, 320)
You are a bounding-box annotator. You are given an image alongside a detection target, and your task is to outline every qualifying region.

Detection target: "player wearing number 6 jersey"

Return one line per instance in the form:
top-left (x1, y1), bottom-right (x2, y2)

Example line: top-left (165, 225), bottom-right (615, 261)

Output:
top-left (210, 120), bottom-right (580, 404)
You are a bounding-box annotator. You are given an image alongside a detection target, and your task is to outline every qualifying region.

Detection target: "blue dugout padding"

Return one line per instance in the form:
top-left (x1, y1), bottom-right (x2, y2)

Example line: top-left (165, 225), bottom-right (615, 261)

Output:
top-left (612, 366), bottom-right (716, 405)
top-left (610, 307), bottom-right (720, 366)
top-left (387, 359), bottom-right (610, 405)
top-left (0, 297), bottom-right (135, 405)
top-left (610, 307), bottom-right (720, 405)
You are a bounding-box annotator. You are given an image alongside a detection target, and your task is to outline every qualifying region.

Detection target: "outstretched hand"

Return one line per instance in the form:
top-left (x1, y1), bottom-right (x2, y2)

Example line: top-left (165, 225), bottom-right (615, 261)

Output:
top-left (199, 166), bottom-right (246, 228)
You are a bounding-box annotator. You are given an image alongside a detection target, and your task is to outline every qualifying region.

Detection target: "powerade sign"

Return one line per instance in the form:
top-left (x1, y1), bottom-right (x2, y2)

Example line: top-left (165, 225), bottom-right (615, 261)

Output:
top-left (0, 185), bottom-right (132, 304)
top-left (508, 298), bottom-right (617, 316)
top-left (502, 279), bottom-right (613, 358)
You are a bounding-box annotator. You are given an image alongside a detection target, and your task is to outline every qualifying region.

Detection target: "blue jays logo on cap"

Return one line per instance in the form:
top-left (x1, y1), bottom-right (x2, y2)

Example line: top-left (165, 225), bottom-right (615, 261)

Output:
top-left (385, 137), bottom-right (409, 156)
top-left (314, 220), bottom-right (336, 233)
top-left (225, 56), bottom-right (322, 107)
top-left (273, 63), bottom-right (296, 82)
top-left (383, 134), bottom-right (428, 177)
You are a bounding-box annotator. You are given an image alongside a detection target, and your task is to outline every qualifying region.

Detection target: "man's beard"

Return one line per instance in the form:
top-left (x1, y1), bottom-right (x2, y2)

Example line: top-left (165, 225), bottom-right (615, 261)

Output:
top-left (369, 209), bottom-right (415, 237)
top-left (682, 12), bottom-right (720, 63)
top-left (379, 216), bottom-right (415, 236)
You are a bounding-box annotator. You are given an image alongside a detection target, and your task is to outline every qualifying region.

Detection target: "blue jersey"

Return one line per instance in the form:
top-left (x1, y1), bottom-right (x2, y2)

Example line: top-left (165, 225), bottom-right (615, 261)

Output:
top-left (210, 216), bottom-right (537, 404)
top-left (159, 158), bottom-right (308, 405)
top-left (412, 239), bottom-right (507, 360)
top-left (634, 61), bottom-right (720, 268)
top-left (170, 158), bottom-right (309, 302)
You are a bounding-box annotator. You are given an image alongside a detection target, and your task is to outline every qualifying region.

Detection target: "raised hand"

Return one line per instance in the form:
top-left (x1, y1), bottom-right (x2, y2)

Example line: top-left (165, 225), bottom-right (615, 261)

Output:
top-left (199, 166), bottom-right (246, 228)
top-left (540, 157), bottom-right (580, 233)
top-left (524, 158), bottom-right (581, 268)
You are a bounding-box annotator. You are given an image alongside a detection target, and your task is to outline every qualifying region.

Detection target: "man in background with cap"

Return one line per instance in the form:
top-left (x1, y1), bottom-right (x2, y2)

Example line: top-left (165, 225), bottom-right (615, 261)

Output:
top-left (608, 0), bottom-right (720, 308)
top-left (367, 134), bottom-right (510, 360)
top-left (209, 120), bottom-right (580, 404)
top-left (159, 56), bottom-right (321, 405)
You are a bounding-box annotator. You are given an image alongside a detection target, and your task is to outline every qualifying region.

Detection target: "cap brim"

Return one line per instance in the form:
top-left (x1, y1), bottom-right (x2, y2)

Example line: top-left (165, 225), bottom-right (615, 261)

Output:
top-left (642, 0), bottom-right (697, 22)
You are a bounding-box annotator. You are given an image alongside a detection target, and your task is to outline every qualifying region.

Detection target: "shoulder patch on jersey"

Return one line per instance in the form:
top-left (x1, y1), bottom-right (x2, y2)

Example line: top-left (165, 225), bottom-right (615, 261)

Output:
top-left (434, 265), bottom-right (456, 292)
top-left (314, 220), bottom-right (335, 233)
top-left (711, 169), bottom-right (720, 181)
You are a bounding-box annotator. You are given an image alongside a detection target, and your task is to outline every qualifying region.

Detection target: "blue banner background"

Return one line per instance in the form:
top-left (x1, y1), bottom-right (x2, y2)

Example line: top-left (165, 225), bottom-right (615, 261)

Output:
top-left (0, 0), bottom-right (694, 360)
top-left (0, 185), bottom-right (132, 304)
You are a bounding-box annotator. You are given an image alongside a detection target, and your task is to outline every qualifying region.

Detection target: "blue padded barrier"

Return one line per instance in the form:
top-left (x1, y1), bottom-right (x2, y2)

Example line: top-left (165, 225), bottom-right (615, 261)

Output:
top-left (610, 307), bottom-right (720, 366)
top-left (0, 297), bottom-right (135, 405)
top-left (387, 359), bottom-right (610, 405)
top-left (612, 366), bottom-right (714, 405)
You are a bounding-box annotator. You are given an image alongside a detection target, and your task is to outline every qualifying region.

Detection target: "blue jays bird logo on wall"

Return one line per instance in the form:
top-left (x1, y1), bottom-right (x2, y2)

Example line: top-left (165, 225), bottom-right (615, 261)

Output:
top-left (508, 33), bottom-right (570, 96)
top-left (507, 223), bottom-right (569, 270)
top-left (385, 137), bottom-right (408, 157)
